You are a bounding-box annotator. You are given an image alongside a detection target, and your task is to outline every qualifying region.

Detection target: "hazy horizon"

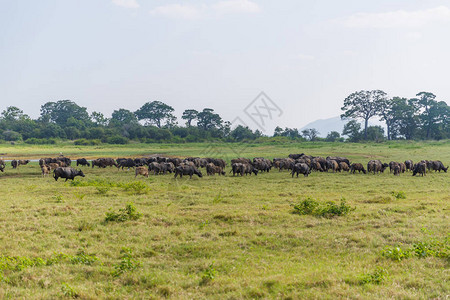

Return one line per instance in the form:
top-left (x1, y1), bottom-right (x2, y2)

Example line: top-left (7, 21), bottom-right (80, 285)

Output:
top-left (1, 0), bottom-right (450, 134)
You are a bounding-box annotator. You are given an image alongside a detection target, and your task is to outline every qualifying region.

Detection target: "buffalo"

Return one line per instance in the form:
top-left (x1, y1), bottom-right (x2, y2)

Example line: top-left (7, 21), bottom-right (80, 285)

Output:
top-left (291, 163), bottom-right (311, 177)
top-left (174, 165), bottom-right (203, 179)
top-left (135, 166), bottom-right (149, 178)
top-left (350, 163), bottom-right (366, 174)
top-left (206, 163), bottom-right (225, 176)
top-left (76, 158), bottom-right (91, 167)
top-left (412, 162), bottom-right (426, 177)
top-left (53, 167), bottom-right (85, 181)
top-left (430, 160), bottom-right (448, 172)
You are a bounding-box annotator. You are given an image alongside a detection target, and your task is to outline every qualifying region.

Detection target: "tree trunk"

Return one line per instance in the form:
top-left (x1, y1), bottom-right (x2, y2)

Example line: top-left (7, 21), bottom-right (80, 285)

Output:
top-left (364, 118), bottom-right (368, 140)
top-left (386, 121), bottom-right (391, 140)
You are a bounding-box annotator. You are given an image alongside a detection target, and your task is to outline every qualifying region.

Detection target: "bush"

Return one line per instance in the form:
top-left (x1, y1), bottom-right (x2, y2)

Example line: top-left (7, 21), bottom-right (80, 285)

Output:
top-left (106, 136), bottom-right (128, 145)
top-left (25, 138), bottom-right (57, 145)
top-left (105, 203), bottom-right (142, 223)
top-left (74, 139), bottom-right (102, 146)
top-left (122, 181), bottom-right (150, 195)
top-left (111, 247), bottom-right (141, 277)
top-left (292, 197), bottom-right (355, 218)
top-left (360, 267), bottom-right (388, 285)
top-left (391, 191), bottom-right (406, 199)
top-left (2, 130), bottom-right (22, 141)
top-left (381, 245), bottom-right (411, 261)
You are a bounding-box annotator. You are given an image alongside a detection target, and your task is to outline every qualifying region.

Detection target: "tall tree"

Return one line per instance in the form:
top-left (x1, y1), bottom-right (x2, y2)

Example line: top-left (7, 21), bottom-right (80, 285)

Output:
top-left (1, 106), bottom-right (28, 121)
top-left (110, 109), bottom-right (137, 126)
top-left (390, 97), bottom-right (418, 140)
top-left (341, 90), bottom-right (386, 140)
top-left (181, 109), bottom-right (198, 127)
top-left (196, 108), bottom-right (222, 131)
top-left (342, 120), bottom-right (362, 142)
top-left (135, 101), bottom-right (176, 128)
top-left (377, 98), bottom-right (395, 140)
top-left (91, 112), bottom-right (109, 126)
top-left (40, 100), bottom-right (90, 126)
top-left (301, 128), bottom-right (319, 141)
top-left (413, 92), bottom-right (437, 139)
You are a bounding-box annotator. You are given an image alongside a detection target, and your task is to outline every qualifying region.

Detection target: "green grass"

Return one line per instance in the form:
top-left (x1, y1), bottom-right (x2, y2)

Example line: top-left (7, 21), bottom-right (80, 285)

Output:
top-left (0, 141), bottom-right (449, 298)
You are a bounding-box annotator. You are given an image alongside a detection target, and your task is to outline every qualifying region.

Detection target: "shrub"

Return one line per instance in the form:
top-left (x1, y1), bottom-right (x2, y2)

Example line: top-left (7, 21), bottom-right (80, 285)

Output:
top-left (292, 197), bottom-right (354, 218)
top-left (122, 181), bottom-right (150, 195)
top-left (360, 267), bottom-right (388, 285)
top-left (96, 186), bottom-right (111, 195)
top-left (25, 138), bottom-right (57, 145)
top-left (391, 191), bottom-right (406, 199)
top-left (381, 245), bottom-right (411, 261)
top-left (105, 203), bottom-right (142, 223)
top-left (200, 263), bottom-right (217, 285)
top-left (111, 248), bottom-right (141, 277)
top-left (61, 283), bottom-right (79, 298)
top-left (74, 139), bottom-right (102, 146)
top-left (106, 136), bottom-right (128, 145)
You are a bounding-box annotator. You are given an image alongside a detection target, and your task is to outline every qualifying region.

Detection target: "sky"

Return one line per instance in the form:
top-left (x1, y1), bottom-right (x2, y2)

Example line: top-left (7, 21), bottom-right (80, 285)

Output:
top-left (1, 0), bottom-right (450, 134)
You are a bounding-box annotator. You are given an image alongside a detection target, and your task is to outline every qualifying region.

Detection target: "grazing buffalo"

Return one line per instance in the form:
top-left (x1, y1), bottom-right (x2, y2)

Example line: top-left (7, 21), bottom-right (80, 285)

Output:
top-left (339, 162), bottom-right (349, 172)
top-left (174, 165), bottom-right (203, 179)
top-left (48, 163), bottom-right (61, 170)
top-left (231, 163), bottom-right (243, 176)
top-left (135, 166), bottom-right (149, 178)
top-left (389, 161), bottom-right (399, 173)
top-left (148, 162), bottom-right (162, 175)
top-left (253, 158), bottom-right (271, 172)
top-left (206, 163), bottom-right (225, 176)
top-left (412, 162), bottom-right (426, 177)
top-left (41, 165), bottom-right (51, 177)
top-left (291, 163), bottom-right (311, 177)
top-left (393, 165), bottom-right (401, 176)
top-left (118, 158), bottom-right (136, 170)
top-left (11, 160), bottom-right (18, 169)
top-left (327, 159), bottom-right (340, 173)
top-left (242, 163), bottom-right (258, 176)
top-left (161, 162), bottom-right (175, 174)
top-left (350, 163), bottom-right (366, 174)
top-left (76, 158), bottom-right (90, 167)
top-left (404, 160), bottom-right (414, 171)
top-left (53, 167), bottom-right (85, 181)
top-left (289, 153), bottom-right (305, 160)
top-left (430, 160), bottom-right (448, 172)
top-left (92, 158), bottom-right (117, 168)
top-left (368, 160), bottom-right (388, 174)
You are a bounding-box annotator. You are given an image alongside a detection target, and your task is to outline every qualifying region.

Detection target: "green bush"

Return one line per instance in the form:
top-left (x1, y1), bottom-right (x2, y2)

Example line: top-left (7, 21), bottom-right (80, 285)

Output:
top-left (74, 139), bottom-right (102, 146)
top-left (122, 181), bottom-right (150, 195)
top-left (391, 191), bottom-right (406, 199)
top-left (105, 203), bottom-right (142, 223)
top-left (360, 267), bottom-right (388, 285)
top-left (292, 197), bottom-right (355, 218)
top-left (111, 247), bottom-right (141, 277)
top-left (106, 136), bottom-right (128, 145)
top-left (381, 245), bottom-right (411, 261)
top-left (25, 138), bottom-right (57, 145)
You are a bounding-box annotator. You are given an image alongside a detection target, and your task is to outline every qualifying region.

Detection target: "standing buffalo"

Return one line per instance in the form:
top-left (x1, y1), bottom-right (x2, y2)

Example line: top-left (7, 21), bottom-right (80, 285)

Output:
top-left (135, 166), bottom-right (149, 178)
top-left (291, 163), bottom-right (311, 177)
top-left (76, 158), bottom-right (91, 167)
top-left (206, 163), bottom-right (225, 176)
top-left (412, 162), bottom-right (426, 177)
top-left (404, 160), bottom-right (414, 171)
top-left (174, 165), bottom-right (203, 179)
top-left (350, 163), bottom-right (366, 174)
top-left (53, 167), bottom-right (85, 181)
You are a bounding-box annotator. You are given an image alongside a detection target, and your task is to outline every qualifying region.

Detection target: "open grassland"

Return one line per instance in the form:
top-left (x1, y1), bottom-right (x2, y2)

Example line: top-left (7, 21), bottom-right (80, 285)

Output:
top-left (0, 141), bottom-right (449, 299)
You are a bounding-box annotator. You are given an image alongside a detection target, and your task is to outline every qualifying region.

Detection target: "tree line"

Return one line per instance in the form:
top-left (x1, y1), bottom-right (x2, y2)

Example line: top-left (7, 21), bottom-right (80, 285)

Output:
top-left (0, 91), bottom-right (448, 144)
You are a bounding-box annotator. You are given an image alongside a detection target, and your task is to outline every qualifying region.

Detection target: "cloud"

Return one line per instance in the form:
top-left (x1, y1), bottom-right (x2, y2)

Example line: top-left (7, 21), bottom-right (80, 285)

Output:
top-left (295, 53), bottom-right (315, 61)
top-left (150, 0), bottom-right (261, 20)
top-left (212, 0), bottom-right (261, 14)
top-left (112, 0), bottom-right (139, 9)
top-left (150, 4), bottom-right (203, 20)
top-left (341, 6), bottom-right (450, 29)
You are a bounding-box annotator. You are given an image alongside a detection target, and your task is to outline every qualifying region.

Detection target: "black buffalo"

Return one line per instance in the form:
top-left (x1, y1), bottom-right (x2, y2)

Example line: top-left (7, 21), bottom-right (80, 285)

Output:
top-left (412, 162), bottom-right (426, 177)
top-left (76, 158), bottom-right (90, 167)
top-left (174, 165), bottom-right (203, 179)
top-left (53, 167), bottom-right (85, 181)
top-left (291, 163), bottom-right (311, 177)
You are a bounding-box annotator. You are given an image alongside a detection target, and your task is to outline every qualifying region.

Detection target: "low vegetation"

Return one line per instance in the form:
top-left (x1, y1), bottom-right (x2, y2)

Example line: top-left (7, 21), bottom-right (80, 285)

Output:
top-left (0, 141), bottom-right (448, 298)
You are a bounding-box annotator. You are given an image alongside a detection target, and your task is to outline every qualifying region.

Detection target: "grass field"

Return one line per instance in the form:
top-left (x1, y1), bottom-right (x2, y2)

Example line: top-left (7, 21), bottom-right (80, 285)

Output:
top-left (0, 141), bottom-right (449, 299)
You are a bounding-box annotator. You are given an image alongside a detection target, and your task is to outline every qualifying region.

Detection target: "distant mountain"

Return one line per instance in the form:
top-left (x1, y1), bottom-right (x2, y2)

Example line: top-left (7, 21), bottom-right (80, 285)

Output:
top-left (300, 116), bottom-right (386, 137)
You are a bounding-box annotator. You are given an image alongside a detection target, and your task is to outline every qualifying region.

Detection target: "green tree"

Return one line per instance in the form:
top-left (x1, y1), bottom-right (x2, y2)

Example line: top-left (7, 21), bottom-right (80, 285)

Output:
top-left (1, 106), bottom-right (28, 121)
top-left (40, 100), bottom-right (90, 127)
top-left (301, 128), bottom-right (319, 141)
top-left (325, 131), bottom-right (341, 142)
top-left (135, 101), bottom-right (176, 128)
top-left (366, 126), bottom-right (385, 142)
top-left (91, 112), bottom-right (109, 126)
top-left (181, 109), bottom-right (198, 127)
top-left (110, 109), bottom-right (138, 126)
top-left (230, 125), bottom-right (255, 141)
top-left (342, 120), bottom-right (362, 142)
top-left (196, 108), bottom-right (222, 131)
top-left (341, 90), bottom-right (386, 140)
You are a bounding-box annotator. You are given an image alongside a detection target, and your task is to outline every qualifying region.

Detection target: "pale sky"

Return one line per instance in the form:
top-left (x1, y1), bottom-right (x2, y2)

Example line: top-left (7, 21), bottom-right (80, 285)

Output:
top-left (1, 0), bottom-right (449, 133)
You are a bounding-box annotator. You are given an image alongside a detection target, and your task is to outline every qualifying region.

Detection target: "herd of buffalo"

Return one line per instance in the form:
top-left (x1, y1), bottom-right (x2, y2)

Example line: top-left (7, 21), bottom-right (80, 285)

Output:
top-left (0, 153), bottom-right (447, 181)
